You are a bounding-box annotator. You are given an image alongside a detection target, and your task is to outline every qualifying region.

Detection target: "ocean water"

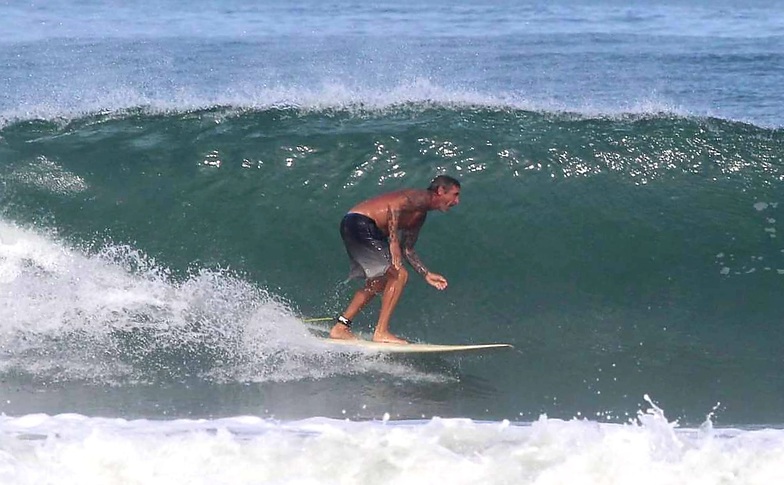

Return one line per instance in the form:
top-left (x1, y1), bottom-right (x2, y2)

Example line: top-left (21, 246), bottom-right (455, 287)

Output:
top-left (2, 0), bottom-right (784, 483)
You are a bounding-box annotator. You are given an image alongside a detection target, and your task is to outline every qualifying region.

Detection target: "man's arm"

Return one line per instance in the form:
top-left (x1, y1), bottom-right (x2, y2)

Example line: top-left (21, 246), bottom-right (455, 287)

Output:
top-left (387, 205), bottom-right (403, 269)
top-left (401, 218), bottom-right (429, 276)
top-left (403, 220), bottom-right (448, 290)
top-left (386, 190), bottom-right (430, 271)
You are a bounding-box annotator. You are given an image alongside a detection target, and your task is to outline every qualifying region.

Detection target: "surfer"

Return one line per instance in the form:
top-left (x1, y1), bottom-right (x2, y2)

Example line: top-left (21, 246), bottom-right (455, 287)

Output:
top-left (330, 175), bottom-right (461, 344)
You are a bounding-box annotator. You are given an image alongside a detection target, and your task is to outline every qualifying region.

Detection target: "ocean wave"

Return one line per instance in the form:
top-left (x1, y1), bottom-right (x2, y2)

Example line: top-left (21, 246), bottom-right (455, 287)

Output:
top-left (1, 101), bottom-right (783, 423)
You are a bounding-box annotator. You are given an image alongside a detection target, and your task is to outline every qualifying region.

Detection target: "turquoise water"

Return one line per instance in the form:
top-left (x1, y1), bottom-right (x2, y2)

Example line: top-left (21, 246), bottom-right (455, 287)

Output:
top-left (2, 106), bottom-right (782, 424)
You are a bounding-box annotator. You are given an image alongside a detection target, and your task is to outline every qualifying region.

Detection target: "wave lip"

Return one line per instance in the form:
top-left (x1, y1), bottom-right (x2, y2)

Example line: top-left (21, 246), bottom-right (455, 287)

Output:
top-left (0, 79), bottom-right (699, 129)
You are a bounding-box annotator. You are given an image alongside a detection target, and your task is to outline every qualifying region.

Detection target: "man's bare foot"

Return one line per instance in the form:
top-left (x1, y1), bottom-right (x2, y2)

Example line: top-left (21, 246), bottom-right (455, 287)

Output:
top-left (372, 332), bottom-right (408, 344)
top-left (330, 324), bottom-right (359, 340)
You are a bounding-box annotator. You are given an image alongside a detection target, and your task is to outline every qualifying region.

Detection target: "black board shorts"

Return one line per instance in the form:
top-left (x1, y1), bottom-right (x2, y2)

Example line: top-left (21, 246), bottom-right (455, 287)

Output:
top-left (340, 212), bottom-right (391, 280)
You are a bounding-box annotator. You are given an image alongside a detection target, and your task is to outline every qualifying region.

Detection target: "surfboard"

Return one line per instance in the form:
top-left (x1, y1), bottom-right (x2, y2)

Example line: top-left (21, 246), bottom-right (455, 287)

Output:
top-left (321, 338), bottom-right (513, 354)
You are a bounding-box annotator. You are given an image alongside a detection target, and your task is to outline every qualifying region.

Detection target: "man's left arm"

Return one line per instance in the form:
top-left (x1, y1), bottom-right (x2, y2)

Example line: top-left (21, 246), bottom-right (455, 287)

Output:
top-left (402, 220), bottom-right (448, 290)
top-left (401, 217), bottom-right (428, 275)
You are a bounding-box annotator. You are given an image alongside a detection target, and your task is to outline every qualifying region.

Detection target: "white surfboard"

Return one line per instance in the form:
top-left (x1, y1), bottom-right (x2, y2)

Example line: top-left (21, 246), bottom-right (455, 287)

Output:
top-left (321, 338), bottom-right (513, 354)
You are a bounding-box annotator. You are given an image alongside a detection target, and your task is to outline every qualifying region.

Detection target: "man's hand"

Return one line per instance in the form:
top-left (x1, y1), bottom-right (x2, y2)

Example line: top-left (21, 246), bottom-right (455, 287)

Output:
top-left (425, 272), bottom-right (448, 290)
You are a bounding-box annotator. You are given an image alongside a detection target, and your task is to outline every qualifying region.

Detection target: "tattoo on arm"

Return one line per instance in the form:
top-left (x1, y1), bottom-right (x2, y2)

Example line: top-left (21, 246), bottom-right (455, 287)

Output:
top-left (391, 191), bottom-right (431, 276)
top-left (402, 220), bottom-right (429, 276)
top-left (388, 192), bottom-right (423, 246)
top-left (405, 246), bottom-right (429, 275)
top-left (387, 206), bottom-right (400, 245)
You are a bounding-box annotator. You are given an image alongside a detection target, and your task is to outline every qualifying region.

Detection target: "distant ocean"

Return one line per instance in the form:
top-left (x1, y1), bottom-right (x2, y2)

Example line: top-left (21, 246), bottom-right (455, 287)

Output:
top-left (2, 1), bottom-right (783, 483)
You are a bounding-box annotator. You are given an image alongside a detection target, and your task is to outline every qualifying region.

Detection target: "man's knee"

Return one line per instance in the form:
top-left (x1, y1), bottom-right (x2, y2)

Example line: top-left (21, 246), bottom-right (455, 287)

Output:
top-left (388, 266), bottom-right (408, 284)
top-left (365, 277), bottom-right (385, 294)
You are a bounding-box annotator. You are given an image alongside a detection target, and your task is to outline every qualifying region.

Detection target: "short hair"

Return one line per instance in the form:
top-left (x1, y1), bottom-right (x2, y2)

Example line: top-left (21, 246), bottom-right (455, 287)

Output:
top-left (427, 175), bottom-right (461, 193)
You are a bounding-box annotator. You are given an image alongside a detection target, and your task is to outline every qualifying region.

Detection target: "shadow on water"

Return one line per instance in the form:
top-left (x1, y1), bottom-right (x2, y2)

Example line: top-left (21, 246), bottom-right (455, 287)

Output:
top-left (347, 354), bottom-right (506, 418)
top-left (0, 353), bottom-right (506, 421)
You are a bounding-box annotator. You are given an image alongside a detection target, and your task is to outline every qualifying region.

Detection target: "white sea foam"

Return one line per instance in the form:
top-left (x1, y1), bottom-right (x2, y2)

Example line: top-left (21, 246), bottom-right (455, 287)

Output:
top-left (0, 406), bottom-right (782, 485)
top-left (0, 219), bottom-right (439, 384)
top-left (0, 77), bottom-right (690, 130)
top-left (2, 156), bottom-right (88, 196)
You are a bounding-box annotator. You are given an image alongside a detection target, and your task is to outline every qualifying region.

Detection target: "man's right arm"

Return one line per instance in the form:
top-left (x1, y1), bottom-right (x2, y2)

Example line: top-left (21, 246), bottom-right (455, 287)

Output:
top-left (386, 205), bottom-right (403, 269)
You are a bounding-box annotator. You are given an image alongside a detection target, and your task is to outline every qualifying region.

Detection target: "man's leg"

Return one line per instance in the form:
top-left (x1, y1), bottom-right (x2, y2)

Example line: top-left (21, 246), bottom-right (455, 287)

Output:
top-left (373, 266), bottom-right (409, 343)
top-left (329, 277), bottom-right (386, 340)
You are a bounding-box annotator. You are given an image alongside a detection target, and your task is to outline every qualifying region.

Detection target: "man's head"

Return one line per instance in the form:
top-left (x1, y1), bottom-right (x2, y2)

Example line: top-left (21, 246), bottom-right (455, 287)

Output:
top-left (427, 175), bottom-right (461, 212)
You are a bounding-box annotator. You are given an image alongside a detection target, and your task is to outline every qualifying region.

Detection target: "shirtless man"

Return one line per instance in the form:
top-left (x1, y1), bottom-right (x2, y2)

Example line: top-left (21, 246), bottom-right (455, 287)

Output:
top-left (330, 175), bottom-right (461, 344)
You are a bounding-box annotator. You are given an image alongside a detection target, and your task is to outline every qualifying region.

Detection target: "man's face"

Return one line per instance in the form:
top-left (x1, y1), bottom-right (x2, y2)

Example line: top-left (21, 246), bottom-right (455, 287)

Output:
top-left (437, 185), bottom-right (461, 212)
